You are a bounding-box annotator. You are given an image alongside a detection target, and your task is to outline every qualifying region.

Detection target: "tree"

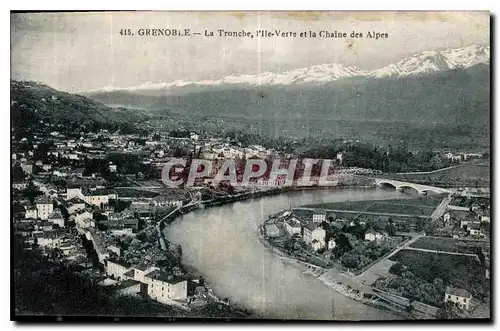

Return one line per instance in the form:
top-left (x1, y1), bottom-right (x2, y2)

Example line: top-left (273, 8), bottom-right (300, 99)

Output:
top-left (176, 245), bottom-right (183, 261)
top-left (335, 234), bottom-right (352, 254)
top-left (12, 164), bottom-right (26, 182)
top-left (385, 221), bottom-right (397, 236)
top-left (429, 155), bottom-right (444, 170)
top-left (22, 182), bottom-right (42, 204)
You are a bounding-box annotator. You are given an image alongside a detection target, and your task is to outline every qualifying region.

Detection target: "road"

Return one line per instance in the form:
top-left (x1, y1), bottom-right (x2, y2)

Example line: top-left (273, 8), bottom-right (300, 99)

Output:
top-left (395, 164), bottom-right (464, 175)
top-left (404, 247), bottom-right (480, 259)
top-left (355, 232), bottom-right (424, 277)
top-left (353, 196), bottom-right (451, 281)
top-left (430, 194), bottom-right (453, 221)
top-left (294, 207), bottom-right (430, 219)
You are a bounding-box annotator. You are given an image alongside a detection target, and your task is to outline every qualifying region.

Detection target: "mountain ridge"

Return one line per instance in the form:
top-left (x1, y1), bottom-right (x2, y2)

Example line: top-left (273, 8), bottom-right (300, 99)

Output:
top-left (81, 63), bottom-right (490, 130)
top-left (10, 80), bottom-right (149, 135)
top-left (80, 44), bottom-right (489, 94)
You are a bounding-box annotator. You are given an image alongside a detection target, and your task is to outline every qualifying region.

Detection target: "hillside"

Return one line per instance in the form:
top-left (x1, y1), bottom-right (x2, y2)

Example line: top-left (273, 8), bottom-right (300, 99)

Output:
top-left (11, 80), bottom-right (149, 134)
top-left (85, 64), bottom-right (490, 129)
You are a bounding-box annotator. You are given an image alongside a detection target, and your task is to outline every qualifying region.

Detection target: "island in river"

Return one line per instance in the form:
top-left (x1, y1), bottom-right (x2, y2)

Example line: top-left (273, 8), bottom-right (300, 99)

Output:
top-left (165, 187), bottom-right (412, 320)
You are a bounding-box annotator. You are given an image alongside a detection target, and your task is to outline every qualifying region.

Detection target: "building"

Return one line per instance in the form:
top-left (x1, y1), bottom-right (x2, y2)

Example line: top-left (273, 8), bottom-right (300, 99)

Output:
top-left (75, 211), bottom-right (94, 232)
top-left (327, 238), bottom-right (337, 250)
top-left (106, 259), bottom-right (132, 281)
top-left (25, 206), bottom-right (38, 219)
top-left (107, 245), bottom-right (121, 256)
top-left (131, 264), bottom-right (160, 283)
top-left (190, 132), bottom-right (199, 141)
top-left (365, 230), bottom-right (387, 242)
top-left (444, 286), bottom-right (472, 310)
top-left (74, 210), bottom-right (93, 224)
top-left (12, 182), bottom-right (28, 190)
top-left (66, 187), bottom-right (84, 200)
top-left (443, 212), bottom-right (451, 223)
top-left (312, 210), bottom-right (326, 224)
top-left (35, 231), bottom-right (63, 249)
top-left (311, 239), bottom-right (323, 251)
top-left (480, 215), bottom-right (490, 223)
top-left (48, 210), bottom-right (65, 228)
top-left (36, 197), bottom-right (53, 220)
top-left (336, 152), bottom-right (344, 165)
top-left (83, 191), bottom-right (115, 209)
top-left (468, 224), bottom-right (484, 237)
top-left (109, 225), bottom-right (135, 237)
top-left (284, 217), bottom-right (302, 235)
top-left (444, 152), bottom-right (454, 159)
top-left (144, 270), bottom-right (188, 303)
top-left (20, 162), bottom-right (33, 174)
top-left (67, 197), bottom-right (87, 215)
top-left (303, 222), bottom-right (326, 250)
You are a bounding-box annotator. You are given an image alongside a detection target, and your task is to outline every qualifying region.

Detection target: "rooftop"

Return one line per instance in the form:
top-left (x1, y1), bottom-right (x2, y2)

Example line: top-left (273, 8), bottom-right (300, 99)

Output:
top-left (48, 210), bottom-right (63, 219)
top-left (285, 217), bottom-right (301, 228)
top-left (144, 269), bottom-right (187, 284)
top-left (313, 210), bottom-right (327, 216)
top-left (35, 196), bottom-right (52, 205)
top-left (446, 286), bottom-right (472, 298)
top-left (304, 222), bottom-right (318, 232)
top-left (107, 258), bottom-right (132, 268)
top-left (67, 197), bottom-right (86, 204)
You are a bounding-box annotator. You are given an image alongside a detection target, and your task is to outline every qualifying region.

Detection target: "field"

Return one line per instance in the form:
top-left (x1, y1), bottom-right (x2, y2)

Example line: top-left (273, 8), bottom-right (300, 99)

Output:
top-left (392, 161), bottom-right (490, 186)
top-left (450, 196), bottom-right (490, 208)
top-left (389, 249), bottom-right (488, 300)
top-left (409, 237), bottom-right (487, 254)
top-left (302, 196), bottom-right (442, 217)
top-left (364, 201), bottom-right (435, 216)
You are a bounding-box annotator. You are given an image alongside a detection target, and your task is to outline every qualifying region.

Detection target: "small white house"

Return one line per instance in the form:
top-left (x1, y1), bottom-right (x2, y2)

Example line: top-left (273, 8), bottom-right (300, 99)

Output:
top-left (365, 230), bottom-right (387, 242)
top-left (36, 197), bottom-right (54, 220)
top-left (312, 210), bottom-right (326, 224)
top-left (284, 217), bottom-right (302, 236)
top-left (480, 215), bottom-right (490, 223)
top-left (25, 206), bottom-right (38, 219)
top-left (444, 286), bottom-right (472, 310)
top-left (303, 222), bottom-right (326, 250)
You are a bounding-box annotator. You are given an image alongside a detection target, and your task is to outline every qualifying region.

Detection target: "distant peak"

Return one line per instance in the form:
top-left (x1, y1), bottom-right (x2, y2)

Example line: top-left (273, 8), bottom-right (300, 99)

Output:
top-left (81, 44), bottom-right (490, 94)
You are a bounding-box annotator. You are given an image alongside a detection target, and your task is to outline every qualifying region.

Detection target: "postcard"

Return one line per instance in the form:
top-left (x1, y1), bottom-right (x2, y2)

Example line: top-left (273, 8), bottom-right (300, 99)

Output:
top-left (11, 11), bottom-right (491, 321)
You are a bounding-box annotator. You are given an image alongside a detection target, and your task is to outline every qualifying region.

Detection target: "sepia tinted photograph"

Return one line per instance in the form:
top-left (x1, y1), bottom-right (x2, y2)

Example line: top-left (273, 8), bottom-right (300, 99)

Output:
top-left (11, 11), bottom-right (491, 321)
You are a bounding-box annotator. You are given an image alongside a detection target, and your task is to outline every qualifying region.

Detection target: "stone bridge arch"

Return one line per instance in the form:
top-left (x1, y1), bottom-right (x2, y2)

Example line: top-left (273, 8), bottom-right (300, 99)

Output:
top-left (397, 185), bottom-right (421, 194)
top-left (373, 177), bottom-right (451, 195)
top-left (378, 181), bottom-right (398, 190)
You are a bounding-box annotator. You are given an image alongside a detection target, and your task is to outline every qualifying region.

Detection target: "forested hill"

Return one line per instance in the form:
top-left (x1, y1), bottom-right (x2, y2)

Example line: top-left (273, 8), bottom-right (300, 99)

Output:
top-left (11, 80), bottom-right (149, 135)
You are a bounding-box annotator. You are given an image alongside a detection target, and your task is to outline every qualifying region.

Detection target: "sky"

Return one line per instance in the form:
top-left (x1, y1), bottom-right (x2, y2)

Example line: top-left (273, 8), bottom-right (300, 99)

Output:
top-left (11, 11), bottom-right (490, 92)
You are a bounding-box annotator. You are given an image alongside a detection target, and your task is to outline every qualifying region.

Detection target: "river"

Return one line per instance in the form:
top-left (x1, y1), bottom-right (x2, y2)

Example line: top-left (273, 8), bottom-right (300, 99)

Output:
top-left (165, 187), bottom-right (412, 320)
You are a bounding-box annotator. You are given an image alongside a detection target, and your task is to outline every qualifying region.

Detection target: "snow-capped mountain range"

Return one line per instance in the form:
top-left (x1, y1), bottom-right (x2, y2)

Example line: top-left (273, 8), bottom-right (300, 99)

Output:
top-left (82, 44), bottom-right (489, 93)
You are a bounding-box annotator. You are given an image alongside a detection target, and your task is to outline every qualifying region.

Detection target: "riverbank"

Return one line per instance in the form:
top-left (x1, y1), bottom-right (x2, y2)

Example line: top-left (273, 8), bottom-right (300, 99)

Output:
top-left (258, 218), bottom-right (411, 319)
top-left (158, 184), bottom-right (410, 320)
top-left (257, 213), bottom-right (374, 304)
top-left (156, 185), bottom-right (354, 316)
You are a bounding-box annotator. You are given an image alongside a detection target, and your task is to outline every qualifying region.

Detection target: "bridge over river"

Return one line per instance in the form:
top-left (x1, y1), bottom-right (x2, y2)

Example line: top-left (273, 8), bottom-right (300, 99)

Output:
top-left (368, 177), bottom-right (452, 195)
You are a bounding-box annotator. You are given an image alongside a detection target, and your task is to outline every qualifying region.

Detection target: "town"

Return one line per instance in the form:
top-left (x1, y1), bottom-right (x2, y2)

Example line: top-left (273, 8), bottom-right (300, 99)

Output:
top-left (12, 107), bottom-right (490, 319)
top-left (10, 10), bottom-right (491, 321)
